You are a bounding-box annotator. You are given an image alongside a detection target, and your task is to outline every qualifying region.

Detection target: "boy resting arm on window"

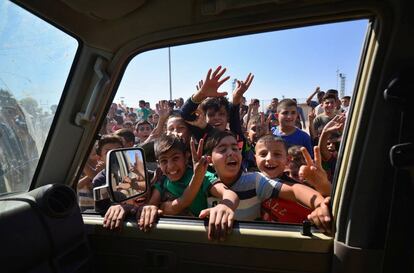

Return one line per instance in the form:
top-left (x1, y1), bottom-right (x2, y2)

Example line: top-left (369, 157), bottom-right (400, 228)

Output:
top-left (139, 135), bottom-right (239, 239)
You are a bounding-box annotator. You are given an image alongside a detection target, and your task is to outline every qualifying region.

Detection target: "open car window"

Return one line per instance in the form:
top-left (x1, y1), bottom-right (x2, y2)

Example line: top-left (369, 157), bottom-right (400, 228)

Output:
top-left (78, 19), bottom-right (368, 226)
top-left (0, 2), bottom-right (78, 194)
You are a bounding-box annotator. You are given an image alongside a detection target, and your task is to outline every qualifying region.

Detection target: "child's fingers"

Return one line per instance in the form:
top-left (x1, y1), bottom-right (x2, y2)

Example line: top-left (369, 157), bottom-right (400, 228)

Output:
top-left (205, 68), bottom-right (213, 81)
top-left (214, 66), bottom-right (226, 79)
top-left (208, 209), bottom-right (217, 241)
top-left (149, 208), bottom-right (158, 228)
top-left (300, 147), bottom-right (313, 167)
top-left (218, 76), bottom-right (230, 86)
top-left (197, 138), bottom-right (204, 158)
top-left (245, 73), bottom-right (254, 88)
top-left (227, 212), bottom-right (234, 234)
top-left (216, 91), bottom-right (228, 97)
top-left (115, 209), bottom-right (125, 229)
top-left (198, 208), bottom-right (210, 219)
top-left (214, 209), bottom-right (224, 241)
top-left (220, 212), bottom-right (229, 241)
top-left (190, 137), bottom-right (198, 161)
top-left (314, 146), bottom-right (322, 168)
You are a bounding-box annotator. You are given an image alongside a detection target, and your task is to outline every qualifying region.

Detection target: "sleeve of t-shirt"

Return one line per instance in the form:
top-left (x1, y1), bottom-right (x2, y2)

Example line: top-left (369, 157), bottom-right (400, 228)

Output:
top-left (92, 170), bottom-right (106, 188)
top-left (229, 103), bottom-right (244, 140)
top-left (201, 171), bottom-right (217, 194)
top-left (153, 179), bottom-right (165, 196)
top-left (180, 97), bottom-right (199, 122)
top-left (309, 101), bottom-right (318, 108)
top-left (301, 130), bottom-right (314, 158)
top-left (255, 172), bottom-right (283, 201)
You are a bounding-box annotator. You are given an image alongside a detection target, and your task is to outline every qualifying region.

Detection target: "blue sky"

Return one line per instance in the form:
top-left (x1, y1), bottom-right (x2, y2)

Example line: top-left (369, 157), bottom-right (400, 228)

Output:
top-left (0, 1), bottom-right (368, 112)
top-left (117, 19), bottom-right (368, 109)
top-left (0, 1), bottom-right (77, 111)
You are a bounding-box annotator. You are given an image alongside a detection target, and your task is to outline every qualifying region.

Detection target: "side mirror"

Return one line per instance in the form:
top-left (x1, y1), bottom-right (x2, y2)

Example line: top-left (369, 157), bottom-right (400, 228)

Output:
top-left (106, 147), bottom-right (149, 203)
top-left (93, 147), bottom-right (149, 212)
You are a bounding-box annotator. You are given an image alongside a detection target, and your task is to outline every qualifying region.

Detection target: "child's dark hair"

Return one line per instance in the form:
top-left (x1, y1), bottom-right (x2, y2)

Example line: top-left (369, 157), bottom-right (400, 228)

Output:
top-left (288, 145), bottom-right (306, 166)
top-left (114, 128), bottom-right (135, 144)
top-left (277, 99), bottom-right (297, 112)
top-left (256, 134), bottom-right (288, 153)
top-left (154, 134), bottom-right (187, 159)
top-left (322, 93), bottom-right (337, 101)
top-left (135, 120), bottom-right (152, 130)
top-left (204, 130), bottom-right (237, 156)
top-left (95, 134), bottom-right (123, 155)
top-left (200, 97), bottom-right (230, 115)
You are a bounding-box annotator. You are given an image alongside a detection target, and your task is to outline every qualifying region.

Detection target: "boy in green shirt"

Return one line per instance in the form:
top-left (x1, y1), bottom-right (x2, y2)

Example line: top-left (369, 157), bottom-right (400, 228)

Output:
top-left (139, 134), bottom-right (239, 240)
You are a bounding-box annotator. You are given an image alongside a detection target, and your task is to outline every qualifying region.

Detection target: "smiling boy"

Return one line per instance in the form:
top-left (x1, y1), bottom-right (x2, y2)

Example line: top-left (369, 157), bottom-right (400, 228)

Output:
top-left (272, 98), bottom-right (314, 158)
top-left (204, 131), bottom-right (331, 233)
top-left (138, 134), bottom-right (239, 240)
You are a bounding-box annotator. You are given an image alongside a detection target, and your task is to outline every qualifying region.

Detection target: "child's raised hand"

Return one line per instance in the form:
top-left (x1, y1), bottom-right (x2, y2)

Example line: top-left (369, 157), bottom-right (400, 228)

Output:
top-left (232, 73), bottom-right (254, 105)
top-left (155, 100), bottom-right (170, 120)
top-left (322, 114), bottom-right (345, 134)
top-left (299, 146), bottom-right (331, 196)
top-left (308, 196), bottom-right (332, 235)
top-left (308, 108), bottom-right (316, 121)
top-left (190, 137), bottom-right (208, 178)
top-left (199, 204), bottom-right (235, 241)
top-left (193, 66), bottom-right (230, 102)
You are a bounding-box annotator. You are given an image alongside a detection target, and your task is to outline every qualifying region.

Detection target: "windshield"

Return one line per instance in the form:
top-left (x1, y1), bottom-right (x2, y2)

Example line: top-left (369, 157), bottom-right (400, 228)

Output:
top-left (0, 2), bottom-right (78, 194)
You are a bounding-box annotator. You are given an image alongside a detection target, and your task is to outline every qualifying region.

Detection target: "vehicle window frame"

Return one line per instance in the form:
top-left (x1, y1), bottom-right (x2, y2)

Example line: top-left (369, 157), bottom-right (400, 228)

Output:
top-left (0, 1), bottom-right (82, 195)
top-left (79, 15), bottom-right (374, 232)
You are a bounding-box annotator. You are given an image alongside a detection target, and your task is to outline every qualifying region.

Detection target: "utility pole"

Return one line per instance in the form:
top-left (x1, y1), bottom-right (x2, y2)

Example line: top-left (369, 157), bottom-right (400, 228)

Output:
top-left (168, 47), bottom-right (172, 100)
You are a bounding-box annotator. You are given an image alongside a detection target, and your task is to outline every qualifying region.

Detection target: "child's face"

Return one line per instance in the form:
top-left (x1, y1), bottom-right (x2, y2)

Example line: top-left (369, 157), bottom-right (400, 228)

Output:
top-left (166, 117), bottom-right (190, 144)
top-left (158, 149), bottom-right (188, 182)
top-left (136, 124), bottom-right (152, 141)
top-left (341, 98), bottom-right (350, 107)
top-left (206, 106), bottom-right (228, 131)
top-left (247, 122), bottom-right (261, 144)
top-left (323, 98), bottom-right (336, 115)
top-left (100, 142), bottom-right (123, 164)
top-left (285, 161), bottom-right (300, 181)
top-left (211, 136), bottom-right (242, 183)
top-left (277, 106), bottom-right (297, 129)
top-left (327, 138), bottom-right (340, 152)
top-left (254, 140), bottom-right (288, 179)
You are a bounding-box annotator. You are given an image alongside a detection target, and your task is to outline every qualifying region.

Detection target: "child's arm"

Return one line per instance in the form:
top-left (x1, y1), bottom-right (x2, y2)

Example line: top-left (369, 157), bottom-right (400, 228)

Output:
top-left (140, 101), bottom-right (169, 145)
top-left (307, 196), bottom-right (332, 235)
top-left (308, 108), bottom-right (317, 140)
top-left (318, 115), bottom-right (345, 161)
top-left (299, 146), bottom-right (331, 196)
top-left (306, 86), bottom-right (320, 106)
top-left (232, 73), bottom-right (254, 106)
top-left (138, 189), bottom-right (162, 232)
top-left (278, 180), bottom-right (332, 232)
top-left (229, 73), bottom-right (254, 139)
top-left (278, 180), bottom-right (325, 210)
top-left (160, 138), bottom-right (208, 215)
top-left (199, 182), bottom-right (239, 241)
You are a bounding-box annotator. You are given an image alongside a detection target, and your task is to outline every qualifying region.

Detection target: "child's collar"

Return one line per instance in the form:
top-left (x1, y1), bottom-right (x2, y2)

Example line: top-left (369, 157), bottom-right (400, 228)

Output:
top-left (223, 168), bottom-right (243, 188)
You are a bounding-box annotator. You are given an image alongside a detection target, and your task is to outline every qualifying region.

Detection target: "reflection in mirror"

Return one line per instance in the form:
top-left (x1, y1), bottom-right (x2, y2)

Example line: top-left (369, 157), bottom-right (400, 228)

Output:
top-left (107, 148), bottom-right (147, 202)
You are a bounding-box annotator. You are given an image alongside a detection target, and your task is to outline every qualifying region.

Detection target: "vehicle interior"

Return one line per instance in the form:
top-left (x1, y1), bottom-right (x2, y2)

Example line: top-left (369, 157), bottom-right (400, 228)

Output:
top-left (0, 0), bottom-right (413, 273)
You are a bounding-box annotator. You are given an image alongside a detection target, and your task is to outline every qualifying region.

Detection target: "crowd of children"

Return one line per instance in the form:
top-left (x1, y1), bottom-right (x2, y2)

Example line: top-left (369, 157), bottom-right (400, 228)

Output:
top-left (77, 66), bottom-right (350, 239)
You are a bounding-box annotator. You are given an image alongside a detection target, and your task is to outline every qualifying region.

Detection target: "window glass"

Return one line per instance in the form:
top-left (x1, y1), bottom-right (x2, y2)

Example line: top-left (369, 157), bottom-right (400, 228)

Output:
top-left (0, 2), bottom-right (78, 194)
top-left (80, 20), bottom-right (368, 226)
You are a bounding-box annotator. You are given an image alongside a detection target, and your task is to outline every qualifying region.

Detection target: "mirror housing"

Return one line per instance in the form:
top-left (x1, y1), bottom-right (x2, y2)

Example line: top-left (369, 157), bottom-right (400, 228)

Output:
top-left (92, 147), bottom-right (149, 213)
top-left (105, 147), bottom-right (149, 203)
